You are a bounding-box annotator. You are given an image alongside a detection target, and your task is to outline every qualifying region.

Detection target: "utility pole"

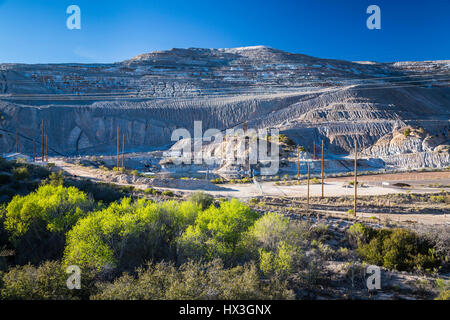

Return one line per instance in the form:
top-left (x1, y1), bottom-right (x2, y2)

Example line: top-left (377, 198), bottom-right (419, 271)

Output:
top-left (313, 143), bottom-right (316, 160)
top-left (354, 140), bottom-right (358, 217)
top-left (42, 120), bottom-right (45, 162)
top-left (243, 121), bottom-right (249, 176)
top-left (321, 140), bottom-right (324, 199)
top-left (117, 126), bottom-right (120, 168)
top-left (297, 146), bottom-right (300, 180)
top-left (307, 160), bottom-right (310, 211)
top-left (46, 134), bottom-right (48, 162)
top-left (122, 134), bottom-right (125, 169)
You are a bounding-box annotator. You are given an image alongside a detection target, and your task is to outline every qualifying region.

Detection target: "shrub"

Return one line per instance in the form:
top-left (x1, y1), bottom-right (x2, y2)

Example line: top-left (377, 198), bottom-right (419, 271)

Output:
top-left (188, 192), bottom-right (214, 210)
top-left (430, 195), bottom-right (445, 203)
top-left (240, 177), bottom-right (251, 184)
top-left (435, 278), bottom-right (450, 300)
top-left (63, 198), bottom-right (200, 271)
top-left (28, 165), bottom-right (51, 179)
top-left (248, 198), bottom-right (260, 205)
top-left (0, 205), bottom-right (11, 268)
top-left (144, 188), bottom-right (161, 195)
top-left (210, 178), bottom-right (224, 184)
top-left (4, 185), bottom-right (94, 264)
top-left (162, 190), bottom-right (174, 197)
top-left (12, 166), bottom-right (29, 181)
top-left (243, 213), bottom-right (308, 278)
top-left (351, 225), bottom-right (443, 272)
top-left (92, 259), bottom-right (294, 300)
top-left (277, 134), bottom-right (295, 147)
top-left (244, 212), bottom-right (290, 252)
top-left (0, 261), bottom-right (96, 300)
top-left (308, 224), bottom-right (332, 242)
top-left (42, 171), bottom-right (64, 187)
top-left (347, 223), bottom-right (376, 246)
top-left (0, 261), bottom-right (69, 300)
top-left (259, 241), bottom-right (299, 277)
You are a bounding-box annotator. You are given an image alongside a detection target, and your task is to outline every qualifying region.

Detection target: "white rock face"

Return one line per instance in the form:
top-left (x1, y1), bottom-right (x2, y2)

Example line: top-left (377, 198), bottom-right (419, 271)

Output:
top-left (0, 47), bottom-right (448, 170)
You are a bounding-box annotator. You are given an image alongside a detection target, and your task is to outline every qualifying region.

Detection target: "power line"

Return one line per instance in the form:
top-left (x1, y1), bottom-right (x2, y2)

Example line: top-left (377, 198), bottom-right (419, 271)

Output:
top-left (0, 127), bottom-right (68, 157)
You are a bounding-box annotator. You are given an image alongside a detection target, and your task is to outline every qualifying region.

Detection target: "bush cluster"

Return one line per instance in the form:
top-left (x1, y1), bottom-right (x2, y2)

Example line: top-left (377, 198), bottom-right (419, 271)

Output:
top-left (348, 223), bottom-right (443, 272)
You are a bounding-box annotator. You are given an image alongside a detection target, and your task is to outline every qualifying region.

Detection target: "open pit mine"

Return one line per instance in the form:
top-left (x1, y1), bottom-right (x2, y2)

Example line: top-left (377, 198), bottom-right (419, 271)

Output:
top-left (0, 46), bottom-right (449, 177)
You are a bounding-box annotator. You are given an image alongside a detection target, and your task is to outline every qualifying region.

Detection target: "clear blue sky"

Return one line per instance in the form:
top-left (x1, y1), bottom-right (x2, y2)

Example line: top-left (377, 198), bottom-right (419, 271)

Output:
top-left (0, 0), bottom-right (449, 64)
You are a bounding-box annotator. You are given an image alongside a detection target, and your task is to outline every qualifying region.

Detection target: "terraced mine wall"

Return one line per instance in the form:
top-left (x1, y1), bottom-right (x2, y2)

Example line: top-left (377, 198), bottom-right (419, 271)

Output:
top-left (0, 86), bottom-right (449, 170)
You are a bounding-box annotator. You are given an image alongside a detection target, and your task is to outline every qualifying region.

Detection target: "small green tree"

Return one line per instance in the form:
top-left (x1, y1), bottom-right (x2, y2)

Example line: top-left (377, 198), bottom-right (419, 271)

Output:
top-left (63, 198), bottom-right (201, 271)
top-left (4, 185), bottom-right (94, 264)
top-left (178, 199), bottom-right (259, 263)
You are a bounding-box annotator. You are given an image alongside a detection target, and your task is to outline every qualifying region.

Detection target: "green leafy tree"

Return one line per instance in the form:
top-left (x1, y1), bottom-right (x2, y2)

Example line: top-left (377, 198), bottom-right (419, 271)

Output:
top-left (178, 199), bottom-right (259, 263)
top-left (4, 185), bottom-right (94, 264)
top-left (244, 212), bottom-right (290, 252)
top-left (63, 198), bottom-right (200, 271)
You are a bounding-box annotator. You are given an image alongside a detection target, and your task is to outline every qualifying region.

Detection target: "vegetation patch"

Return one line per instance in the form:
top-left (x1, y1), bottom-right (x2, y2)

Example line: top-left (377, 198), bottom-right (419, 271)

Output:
top-left (348, 223), bottom-right (443, 272)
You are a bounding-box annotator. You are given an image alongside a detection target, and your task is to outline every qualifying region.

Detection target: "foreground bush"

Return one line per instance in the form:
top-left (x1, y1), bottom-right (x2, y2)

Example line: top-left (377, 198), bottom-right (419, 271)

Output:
top-left (64, 198), bottom-right (200, 271)
top-left (0, 261), bottom-right (96, 300)
top-left (348, 223), bottom-right (442, 272)
top-left (4, 185), bottom-right (95, 264)
top-left (92, 259), bottom-right (294, 300)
